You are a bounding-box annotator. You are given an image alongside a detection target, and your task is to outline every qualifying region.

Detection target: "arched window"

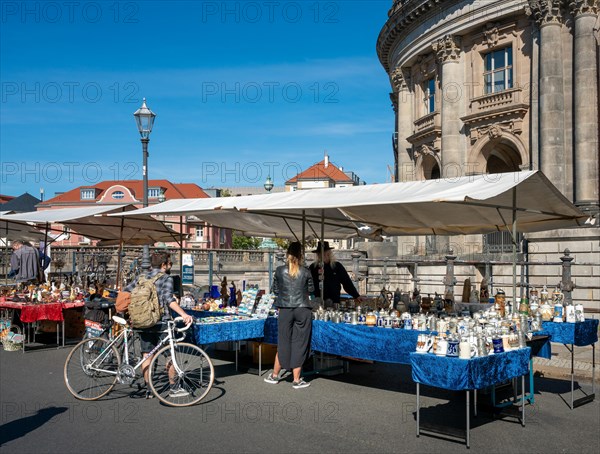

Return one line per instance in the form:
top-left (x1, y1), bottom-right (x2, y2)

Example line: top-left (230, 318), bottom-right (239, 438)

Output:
top-left (112, 191), bottom-right (125, 199)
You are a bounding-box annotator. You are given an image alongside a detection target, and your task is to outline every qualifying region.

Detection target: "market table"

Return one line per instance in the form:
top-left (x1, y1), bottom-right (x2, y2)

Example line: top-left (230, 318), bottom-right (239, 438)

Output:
top-left (534, 319), bottom-right (598, 409)
top-left (0, 300), bottom-right (85, 352)
top-left (410, 348), bottom-right (531, 448)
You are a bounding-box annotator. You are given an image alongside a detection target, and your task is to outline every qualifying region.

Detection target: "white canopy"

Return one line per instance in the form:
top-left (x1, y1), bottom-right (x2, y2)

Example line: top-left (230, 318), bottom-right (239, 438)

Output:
top-left (0, 204), bottom-right (180, 246)
top-left (112, 171), bottom-right (586, 238)
top-left (111, 194), bottom-right (366, 240)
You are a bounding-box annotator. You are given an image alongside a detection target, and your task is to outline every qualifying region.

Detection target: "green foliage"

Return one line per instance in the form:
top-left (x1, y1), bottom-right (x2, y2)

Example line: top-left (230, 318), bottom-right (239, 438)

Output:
top-left (232, 234), bottom-right (261, 250)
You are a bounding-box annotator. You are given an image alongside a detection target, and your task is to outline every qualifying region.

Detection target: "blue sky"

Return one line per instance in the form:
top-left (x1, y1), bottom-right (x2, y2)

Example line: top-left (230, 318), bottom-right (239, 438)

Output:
top-left (1, 1), bottom-right (394, 199)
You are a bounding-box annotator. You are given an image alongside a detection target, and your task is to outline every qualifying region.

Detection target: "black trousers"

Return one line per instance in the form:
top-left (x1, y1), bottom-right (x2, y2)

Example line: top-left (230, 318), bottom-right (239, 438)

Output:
top-left (277, 307), bottom-right (312, 370)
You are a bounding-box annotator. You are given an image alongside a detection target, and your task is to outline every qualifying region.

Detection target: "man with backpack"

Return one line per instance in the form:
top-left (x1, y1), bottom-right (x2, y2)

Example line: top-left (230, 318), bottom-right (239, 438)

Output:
top-left (124, 251), bottom-right (193, 399)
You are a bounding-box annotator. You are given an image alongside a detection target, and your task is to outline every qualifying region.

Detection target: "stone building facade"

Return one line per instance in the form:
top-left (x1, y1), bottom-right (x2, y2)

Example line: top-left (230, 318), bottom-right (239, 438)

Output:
top-left (376, 0), bottom-right (599, 307)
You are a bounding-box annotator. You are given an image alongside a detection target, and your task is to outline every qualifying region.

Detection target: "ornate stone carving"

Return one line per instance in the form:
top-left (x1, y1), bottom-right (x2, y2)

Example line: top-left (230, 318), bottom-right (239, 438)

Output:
top-left (432, 35), bottom-right (462, 63)
top-left (483, 22), bottom-right (501, 47)
top-left (413, 143), bottom-right (440, 160)
top-left (390, 67), bottom-right (410, 92)
top-left (568, 0), bottom-right (599, 17)
top-left (526, 0), bottom-right (564, 27)
top-left (469, 122), bottom-right (522, 144)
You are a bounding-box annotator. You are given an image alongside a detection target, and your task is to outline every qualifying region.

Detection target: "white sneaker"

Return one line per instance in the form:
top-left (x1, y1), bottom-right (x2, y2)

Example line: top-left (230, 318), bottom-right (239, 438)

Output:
top-left (292, 379), bottom-right (310, 389)
top-left (169, 386), bottom-right (189, 398)
top-left (264, 373), bottom-right (280, 384)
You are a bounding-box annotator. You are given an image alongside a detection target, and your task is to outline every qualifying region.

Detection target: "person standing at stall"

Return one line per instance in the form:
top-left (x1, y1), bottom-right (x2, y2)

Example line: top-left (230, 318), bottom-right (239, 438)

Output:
top-left (309, 241), bottom-right (363, 308)
top-left (265, 242), bottom-right (314, 389)
top-left (9, 240), bottom-right (42, 286)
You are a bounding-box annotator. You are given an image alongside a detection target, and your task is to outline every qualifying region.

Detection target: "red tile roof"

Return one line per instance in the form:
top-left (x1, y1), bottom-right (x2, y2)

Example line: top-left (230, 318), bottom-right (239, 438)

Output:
top-left (286, 160), bottom-right (354, 184)
top-left (0, 195), bottom-right (15, 204)
top-left (38, 180), bottom-right (209, 206)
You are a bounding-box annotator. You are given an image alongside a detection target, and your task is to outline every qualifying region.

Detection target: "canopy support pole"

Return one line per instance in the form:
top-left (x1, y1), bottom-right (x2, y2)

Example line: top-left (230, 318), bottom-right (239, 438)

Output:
top-left (179, 216), bottom-right (184, 295)
top-left (320, 210), bottom-right (325, 307)
top-left (302, 210), bottom-right (306, 250)
top-left (116, 214), bottom-right (125, 290)
top-left (512, 188), bottom-right (517, 315)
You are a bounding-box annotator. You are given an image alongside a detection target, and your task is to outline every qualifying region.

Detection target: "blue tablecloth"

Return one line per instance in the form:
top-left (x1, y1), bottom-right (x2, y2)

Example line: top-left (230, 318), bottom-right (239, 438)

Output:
top-left (411, 348), bottom-right (531, 391)
top-left (192, 319), bottom-right (266, 344)
top-left (536, 319), bottom-right (598, 347)
top-left (311, 320), bottom-right (420, 364)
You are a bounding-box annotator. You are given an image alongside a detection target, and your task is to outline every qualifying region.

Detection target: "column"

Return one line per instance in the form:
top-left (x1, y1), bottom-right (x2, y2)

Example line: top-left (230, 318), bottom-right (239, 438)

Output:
top-left (571, 0), bottom-right (599, 211)
top-left (527, 0), bottom-right (566, 194)
top-left (433, 35), bottom-right (463, 178)
top-left (391, 67), bottom-right (415, 181)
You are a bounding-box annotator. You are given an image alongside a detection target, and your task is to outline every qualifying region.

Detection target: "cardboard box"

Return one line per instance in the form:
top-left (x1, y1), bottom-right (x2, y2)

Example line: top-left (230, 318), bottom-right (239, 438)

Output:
top-left (251, 342), bottom-right (277, 364)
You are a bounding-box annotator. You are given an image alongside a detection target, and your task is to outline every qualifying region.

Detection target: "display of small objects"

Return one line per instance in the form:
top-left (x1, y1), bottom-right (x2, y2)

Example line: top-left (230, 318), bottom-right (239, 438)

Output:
top-left (254, 293), bottom-right (275, 318)
top-left (237, 288), bottom-right (259, 315)
top-left (194, 315), bottom-right (252, 324)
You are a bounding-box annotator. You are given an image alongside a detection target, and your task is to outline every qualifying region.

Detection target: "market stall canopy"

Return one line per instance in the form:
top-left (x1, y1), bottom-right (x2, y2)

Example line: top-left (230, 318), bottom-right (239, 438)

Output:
top-left (109, 194), bottom-right (369, 240)
top-left (112, 171), bottom-right (587, 237)
top-left (0, 211), bottom-right (47, 242)
top-left (0, 205), bottom-right (180, 245)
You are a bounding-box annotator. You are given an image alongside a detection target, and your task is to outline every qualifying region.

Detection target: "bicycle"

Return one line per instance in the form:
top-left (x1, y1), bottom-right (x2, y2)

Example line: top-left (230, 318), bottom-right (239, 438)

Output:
top-left (64, 316), bottom-right (214, 407)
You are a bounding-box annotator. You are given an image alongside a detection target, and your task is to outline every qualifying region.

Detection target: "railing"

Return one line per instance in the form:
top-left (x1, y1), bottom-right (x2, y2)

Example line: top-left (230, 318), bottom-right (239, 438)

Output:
top-left (470, 87), bottom-right (523, 112)
top-left (413, 111), bottom-right (440, 134)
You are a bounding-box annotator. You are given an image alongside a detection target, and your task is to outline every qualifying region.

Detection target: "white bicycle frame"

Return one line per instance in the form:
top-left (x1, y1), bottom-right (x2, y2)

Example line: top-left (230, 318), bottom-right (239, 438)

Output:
top-left (84, 316), bottom-right (191, 377)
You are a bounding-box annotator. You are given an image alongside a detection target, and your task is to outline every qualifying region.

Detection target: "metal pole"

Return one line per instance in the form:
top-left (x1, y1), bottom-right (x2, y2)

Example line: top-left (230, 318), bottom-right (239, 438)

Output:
top-left (141, 137), bottom-right (151, 271)
top-left (179, 216), bottom-right (183, 294)
top-left (512, 187), bottom-right (517, 315)
top-left (268, 251), bottom-right (274, 291)
top-left (208, 251), bottom-right (213, 288)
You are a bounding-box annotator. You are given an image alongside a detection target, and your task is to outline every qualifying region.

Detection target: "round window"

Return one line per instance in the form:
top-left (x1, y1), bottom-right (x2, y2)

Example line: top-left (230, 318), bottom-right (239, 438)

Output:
top-left (112, 191), bottom-right (125, 199)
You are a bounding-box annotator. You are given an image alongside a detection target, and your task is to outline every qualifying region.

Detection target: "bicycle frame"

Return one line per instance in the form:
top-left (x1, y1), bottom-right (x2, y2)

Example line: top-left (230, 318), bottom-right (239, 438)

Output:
top-left (85, 319), bottom-right (188, 377)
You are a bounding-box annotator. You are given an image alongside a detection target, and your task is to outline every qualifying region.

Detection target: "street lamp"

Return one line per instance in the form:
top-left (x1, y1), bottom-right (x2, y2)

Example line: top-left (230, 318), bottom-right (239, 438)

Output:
top-left (134, 98), bottom-right (156, 270)
top-left (264, 175), bottom-right (274, 192)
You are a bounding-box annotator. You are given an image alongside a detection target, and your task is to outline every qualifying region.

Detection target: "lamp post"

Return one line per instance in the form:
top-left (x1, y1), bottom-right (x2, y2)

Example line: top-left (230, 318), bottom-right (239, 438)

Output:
top-left (134, 98), bottom-right (156, 270)
top-left (264, 175), bottom-right (274, 192)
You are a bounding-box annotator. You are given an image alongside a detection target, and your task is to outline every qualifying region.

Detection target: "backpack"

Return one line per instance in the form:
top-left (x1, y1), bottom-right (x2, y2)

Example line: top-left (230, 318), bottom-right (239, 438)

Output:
top-left (127, 273), bottom-right (165, 328)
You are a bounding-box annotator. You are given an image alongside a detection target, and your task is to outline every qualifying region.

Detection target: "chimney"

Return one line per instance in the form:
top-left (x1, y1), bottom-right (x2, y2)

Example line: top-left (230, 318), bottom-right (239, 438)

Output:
top-left (324, 152), bottom-right (329, 168)
top-left (40, 187), bottom-right (45, 202)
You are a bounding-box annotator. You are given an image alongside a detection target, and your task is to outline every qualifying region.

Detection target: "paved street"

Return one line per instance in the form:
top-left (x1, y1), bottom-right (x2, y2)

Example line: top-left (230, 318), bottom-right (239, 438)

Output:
top-left (1, 344), bottom-right (599, 454)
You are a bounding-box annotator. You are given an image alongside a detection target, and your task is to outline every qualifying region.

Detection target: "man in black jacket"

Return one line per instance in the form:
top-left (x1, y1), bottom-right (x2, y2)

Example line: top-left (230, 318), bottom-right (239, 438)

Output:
top-left (309, 241), bottom-right (363, 308)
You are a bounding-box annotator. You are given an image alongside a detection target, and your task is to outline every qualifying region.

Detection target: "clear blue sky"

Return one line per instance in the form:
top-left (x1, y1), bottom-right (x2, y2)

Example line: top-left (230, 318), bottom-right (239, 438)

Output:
top-left (1, 1), bottom-right (394, 199)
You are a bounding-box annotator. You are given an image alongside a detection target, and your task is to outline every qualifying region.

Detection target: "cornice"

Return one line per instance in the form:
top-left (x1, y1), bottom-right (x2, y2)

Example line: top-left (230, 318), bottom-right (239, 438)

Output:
top-left (378, 0), bottom-right (455, 72)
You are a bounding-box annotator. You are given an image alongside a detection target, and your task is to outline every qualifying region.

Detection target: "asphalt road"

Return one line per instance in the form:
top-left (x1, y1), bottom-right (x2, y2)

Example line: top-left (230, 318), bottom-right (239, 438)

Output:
top-left (1, 344), bottom-right (599, 454)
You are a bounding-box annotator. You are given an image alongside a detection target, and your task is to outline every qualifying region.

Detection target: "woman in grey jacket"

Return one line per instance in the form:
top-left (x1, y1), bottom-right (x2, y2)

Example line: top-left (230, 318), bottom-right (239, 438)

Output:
top-left (265, 241), bottom-right (314, 389)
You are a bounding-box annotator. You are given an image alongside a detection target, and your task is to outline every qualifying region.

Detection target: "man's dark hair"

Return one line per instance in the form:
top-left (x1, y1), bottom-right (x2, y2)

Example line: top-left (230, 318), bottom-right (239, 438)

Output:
top-left (151, 251), bottom-right (170, 269)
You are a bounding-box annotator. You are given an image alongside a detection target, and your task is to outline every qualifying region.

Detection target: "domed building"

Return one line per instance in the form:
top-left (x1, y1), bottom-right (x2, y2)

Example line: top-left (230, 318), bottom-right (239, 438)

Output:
top-left (376, 0), bottom-right (599, 306)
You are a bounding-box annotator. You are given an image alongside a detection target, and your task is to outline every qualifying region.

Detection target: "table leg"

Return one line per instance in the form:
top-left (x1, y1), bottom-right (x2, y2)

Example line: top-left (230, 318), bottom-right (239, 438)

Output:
top-left (593, 343), bottom-right (596, 395)
top-left (570, 343), bottom-right (574, 410)
top-left (521, 374), bottom-right (525, 427)
top-left (62, 320), bottom-right (65, 347)
top-left (259, 343), bottom-right (262, 377)
top-left (466, 390), bottom-right (470, 449)
top-left (474, 389), bottom-right (477, 417)
top-left (56, 322), bottom-right (59, 348)
top-left (416, 382), bottom-right (420, 437)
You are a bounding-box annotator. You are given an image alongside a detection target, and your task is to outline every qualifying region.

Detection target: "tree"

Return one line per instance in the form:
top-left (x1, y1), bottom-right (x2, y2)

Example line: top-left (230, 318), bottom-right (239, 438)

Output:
top-left (232, 234), bottom-right (261, 250)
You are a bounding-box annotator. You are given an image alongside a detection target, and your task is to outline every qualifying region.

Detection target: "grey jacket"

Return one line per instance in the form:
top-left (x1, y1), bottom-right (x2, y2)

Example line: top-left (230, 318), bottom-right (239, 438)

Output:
top-left (272, 265), bottom-right (314, 309)
top-left (10, 245), bottom-right (41, 283)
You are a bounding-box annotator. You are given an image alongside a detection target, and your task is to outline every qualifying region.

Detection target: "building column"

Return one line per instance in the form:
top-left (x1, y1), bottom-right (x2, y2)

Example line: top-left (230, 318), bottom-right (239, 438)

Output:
top-left (527, 0), bottom-right (566, 194)
top-left (391, 67), bottom-right (415, 182)
top-left (433, 35), bottom-right (463, 178)
top-left (571, 0), bottom-right (599, 211)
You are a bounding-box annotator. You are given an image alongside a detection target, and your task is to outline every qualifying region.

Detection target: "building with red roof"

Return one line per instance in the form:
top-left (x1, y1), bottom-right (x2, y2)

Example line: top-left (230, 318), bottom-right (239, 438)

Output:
top-left (285, 154), bottom-right (364, 191)
top-left (38, 180), bottom-right (231, 248)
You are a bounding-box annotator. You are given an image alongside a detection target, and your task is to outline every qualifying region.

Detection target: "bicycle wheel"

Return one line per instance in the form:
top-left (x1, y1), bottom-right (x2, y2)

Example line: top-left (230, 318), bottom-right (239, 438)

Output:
top-left (148, 342), bottom-right (214, 407)
top-left (64, 337), bottom-right (120, 400)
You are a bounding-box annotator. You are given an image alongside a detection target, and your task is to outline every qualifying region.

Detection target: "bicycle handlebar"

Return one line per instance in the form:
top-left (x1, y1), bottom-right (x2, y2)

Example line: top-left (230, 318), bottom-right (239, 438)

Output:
top-left (171, 316), bottom-right (193, 332)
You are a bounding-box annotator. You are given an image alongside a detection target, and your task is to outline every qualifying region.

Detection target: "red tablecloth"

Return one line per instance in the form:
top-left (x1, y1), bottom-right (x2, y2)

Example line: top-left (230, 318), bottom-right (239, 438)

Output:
top-left (0, 301), bottom-right (85, 323)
